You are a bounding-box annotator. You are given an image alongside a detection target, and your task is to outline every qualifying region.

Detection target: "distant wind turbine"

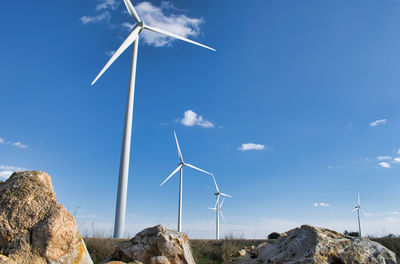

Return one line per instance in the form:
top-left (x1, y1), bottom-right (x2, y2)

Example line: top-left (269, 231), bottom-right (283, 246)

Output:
top-left (91, 0), bottom-right (215, 238)
top-left (161, 131), bottom-right (213, 232)
top-left (352, 192), bottom-right (362, 237)
top-left (209, 174), bottom-right (231, 239)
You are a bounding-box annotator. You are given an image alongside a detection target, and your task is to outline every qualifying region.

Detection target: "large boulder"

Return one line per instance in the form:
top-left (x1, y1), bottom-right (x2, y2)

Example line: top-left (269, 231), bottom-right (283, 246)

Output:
top-left (104, 225), bottom-right (195, 264)
top-left (0, 171), bottom-right (93, 264)
top-left (234, 225), bottom-right (397, 264)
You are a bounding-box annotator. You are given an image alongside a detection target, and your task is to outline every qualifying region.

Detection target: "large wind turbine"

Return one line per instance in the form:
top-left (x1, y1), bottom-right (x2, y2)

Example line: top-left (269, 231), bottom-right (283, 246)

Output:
top-left (91, 0), bottom-right (215, 238)
top-left (161, 131), bottom-right (213, 232)
top-left (352, 192), bottom-right (362, 237)
top-left (209, 174), bottom-right (231, 239)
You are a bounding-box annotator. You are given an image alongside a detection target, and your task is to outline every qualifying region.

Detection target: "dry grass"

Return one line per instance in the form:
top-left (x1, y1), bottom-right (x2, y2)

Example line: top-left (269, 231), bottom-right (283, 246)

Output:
top-left (84, 236), bottom-right (400, 264)
top-left (84, 237), bottom-right (128, 264)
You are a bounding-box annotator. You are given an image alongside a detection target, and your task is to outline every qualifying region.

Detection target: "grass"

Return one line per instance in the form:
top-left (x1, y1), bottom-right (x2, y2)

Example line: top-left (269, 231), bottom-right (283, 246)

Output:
top-left (84, 236), bottom-right (400, 264)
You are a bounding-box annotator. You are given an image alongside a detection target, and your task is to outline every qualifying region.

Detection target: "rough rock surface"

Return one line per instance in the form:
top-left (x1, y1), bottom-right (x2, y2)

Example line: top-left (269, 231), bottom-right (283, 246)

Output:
top-left (234, 225), bottom-right (397, 264)
top-left (104, 225), bottom-right (194, 264)
top-left (0, 171), bottom-right (93, 264)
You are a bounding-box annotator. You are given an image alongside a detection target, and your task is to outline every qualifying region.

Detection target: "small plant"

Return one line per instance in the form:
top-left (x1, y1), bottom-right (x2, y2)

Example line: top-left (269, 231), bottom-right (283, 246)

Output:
top-left (344, 230), bottom-right (360, 237)
top-left (268, 232), bottom-right (280, 240)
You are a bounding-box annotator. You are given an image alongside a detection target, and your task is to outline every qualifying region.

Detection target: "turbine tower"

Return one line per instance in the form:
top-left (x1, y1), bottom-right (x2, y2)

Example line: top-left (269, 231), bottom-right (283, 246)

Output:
top-left (353, 192), bottom-right (362, 237)
top-left (161, 131), bottom-right (213, 232)
top-left (209, 174), bottom-right (231, 239)
top-left (91, 0), bottom-right (215, 238)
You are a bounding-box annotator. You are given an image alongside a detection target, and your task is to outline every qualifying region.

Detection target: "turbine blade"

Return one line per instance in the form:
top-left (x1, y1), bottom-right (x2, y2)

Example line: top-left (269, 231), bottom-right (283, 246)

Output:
top-left (144, 25), bottom-right (216, 51)
top-left (211, 174), bottom-right (220, 193)
top-left (184, 163), bottom-right (213, 176)
top-left (160, 164), bottom-right (182, 186)
top-left (220, 197), bottom-right (226, 208)
top-left (215, 195), bottom-right (219, 209)
top-left (174, 131), bottom-right (183, 162)
top-left (220, 193), bottom-right (232, 198)
top-left (208, 207), bottom-right (217, 210)
top-left (123, 0), bottom-right (141, 22)
top-left (220, 210), bottom-right (226, 223)
top-left (91, 26), bottom-right (140, 85)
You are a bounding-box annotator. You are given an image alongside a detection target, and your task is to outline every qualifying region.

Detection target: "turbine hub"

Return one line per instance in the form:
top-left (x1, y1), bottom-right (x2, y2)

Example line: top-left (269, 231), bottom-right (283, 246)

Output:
top-left (137, 21), bottom-right (145, 29)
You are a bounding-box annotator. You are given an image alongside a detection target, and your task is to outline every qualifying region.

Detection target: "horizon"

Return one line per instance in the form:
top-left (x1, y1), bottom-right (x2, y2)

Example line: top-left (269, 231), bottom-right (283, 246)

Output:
top-left (1, 0), bottom-right (400, 239)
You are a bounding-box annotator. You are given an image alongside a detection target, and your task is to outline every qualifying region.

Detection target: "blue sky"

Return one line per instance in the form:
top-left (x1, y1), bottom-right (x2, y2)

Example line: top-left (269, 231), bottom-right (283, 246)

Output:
top-left (2, 0), bottom-right (400, 238)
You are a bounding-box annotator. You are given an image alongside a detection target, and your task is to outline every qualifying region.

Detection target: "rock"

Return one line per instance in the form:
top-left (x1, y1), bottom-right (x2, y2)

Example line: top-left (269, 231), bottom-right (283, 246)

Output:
top-left (0, 171), bottom-right (93, 264)
top-left (234, 225), bottom-right (397, 264)
top-left (106, 225), bottom-right (195, 264)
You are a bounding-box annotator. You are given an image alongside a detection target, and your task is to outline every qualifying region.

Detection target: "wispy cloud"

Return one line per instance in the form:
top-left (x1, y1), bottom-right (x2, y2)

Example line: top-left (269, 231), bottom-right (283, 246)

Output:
top-left (123, 1), bottom-right (203, 47)
top-left (313, 202), bottom-right (331, 208)
top-left (238, 143), bottom-right (271, 152)
top-left (179, 110), bottom-right (214, 128)
top-left (11, 142), bottom-right (27, 149)
top-left (80, 11), bottom-right (111, 24)
top-left (370, 119), bottom-right (387, 127)
top-left (393, 157), bottom-right (400, 163)
top-left (96, 0), bottom-right (119, 11)
top-left (0, 137), bottom-right (28, 149)
top-left (379, 162), bottom-right (391, 168)
top-left (377, 155), bottom-right (392, 161)
top-left (328, 165), bottom-right (342, 170)
top-left (105, 50), bottom-right (116, 57)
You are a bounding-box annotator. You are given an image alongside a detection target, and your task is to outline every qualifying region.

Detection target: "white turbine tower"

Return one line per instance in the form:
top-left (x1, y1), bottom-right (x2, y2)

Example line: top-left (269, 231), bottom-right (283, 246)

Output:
top-left (91, 0), bottom-right (215, 238)
top-left (209, 174), bottom-right (231, 239)
top-left (353, 192), bottom-right (362, 237)
top-left (161, 131), bottom-right (213, 232)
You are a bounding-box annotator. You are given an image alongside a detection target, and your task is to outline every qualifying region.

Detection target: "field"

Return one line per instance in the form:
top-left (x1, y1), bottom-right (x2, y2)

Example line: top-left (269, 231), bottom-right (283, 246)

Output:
top-left (84, 237), bottom-right (400, 264)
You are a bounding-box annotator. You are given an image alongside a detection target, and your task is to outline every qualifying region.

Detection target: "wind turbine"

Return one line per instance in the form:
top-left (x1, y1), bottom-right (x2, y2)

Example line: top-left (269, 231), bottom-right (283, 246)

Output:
top-left (209, 174), bottom-right (231, 239)
top-left (161, 131), bottom-right (213, 232)
top-left (352, 192), bottom-right (362, 237)
top-left (91, 0), bottom-right (215, 238)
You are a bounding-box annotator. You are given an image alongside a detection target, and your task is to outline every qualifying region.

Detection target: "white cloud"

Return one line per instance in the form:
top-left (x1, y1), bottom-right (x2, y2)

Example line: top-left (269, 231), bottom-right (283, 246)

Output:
top-left (397, 149), bottom-right (400, 155)
top-left (105, 50), bottom-right (115, 57)
top-left (179, 110), bottom-right (214, 128)
top-left (313, 202), bottom-right (331, 208)
top-left (11, 142), bottom-right (27, 149)
top-left (393, 157), bottom-right (400, 163)
top-left (379, 162), bottom-right (391, 168)
top-left (377, 155), bottom-right (392, 161)
top-left (96, 0), bottom-right (119, 11)
top-left (0, 165), bottom-right (27, 181)
top-left (0, 171), bottom-right (12, 180)
top-left (123, 1), bottom-right (203, 47)
top-left (238, 143), bottom-right (270, 152)
top-left (0, 138), bottom-right (4, 144)
top-left (390, 211), bottom-right (400, 215)
top-left (370, 119), bottom-right (387, 127)
top-left (80, 11), bottom-right (111, 24)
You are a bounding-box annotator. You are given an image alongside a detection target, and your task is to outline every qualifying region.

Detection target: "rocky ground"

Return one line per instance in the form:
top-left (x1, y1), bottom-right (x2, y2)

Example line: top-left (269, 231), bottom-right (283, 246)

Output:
top-left (1, 171), bottom-right (399, 264)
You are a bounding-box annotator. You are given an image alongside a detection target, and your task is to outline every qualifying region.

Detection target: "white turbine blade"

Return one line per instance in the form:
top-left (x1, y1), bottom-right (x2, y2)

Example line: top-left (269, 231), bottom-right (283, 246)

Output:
top-left (123, 0), bottom-right (141, 22)
top-left (185, 163), bottom-right (213, 176)
top-left (144, 25), bottom-right (216, 51)
top-left (353, 206), bottom-right (359, 212)
top-left (91, 26), bottom-right (140, 85)
top-left (173, 131), bottom-right (183, 162)
top-left (361, 209), bottom-right (370, 217)
top-left (220, 197), bottom-right (226, 208)
top-left (220, 210), bottom-right (226, 223)
top-left (160, 164), bottom-right (182, 186)
top-left (211, 174), bottom-right (220, 193)
top-left (220, 193), bottom-right (232, 198)
top-left (208, 207), bottom-right (217, 211)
